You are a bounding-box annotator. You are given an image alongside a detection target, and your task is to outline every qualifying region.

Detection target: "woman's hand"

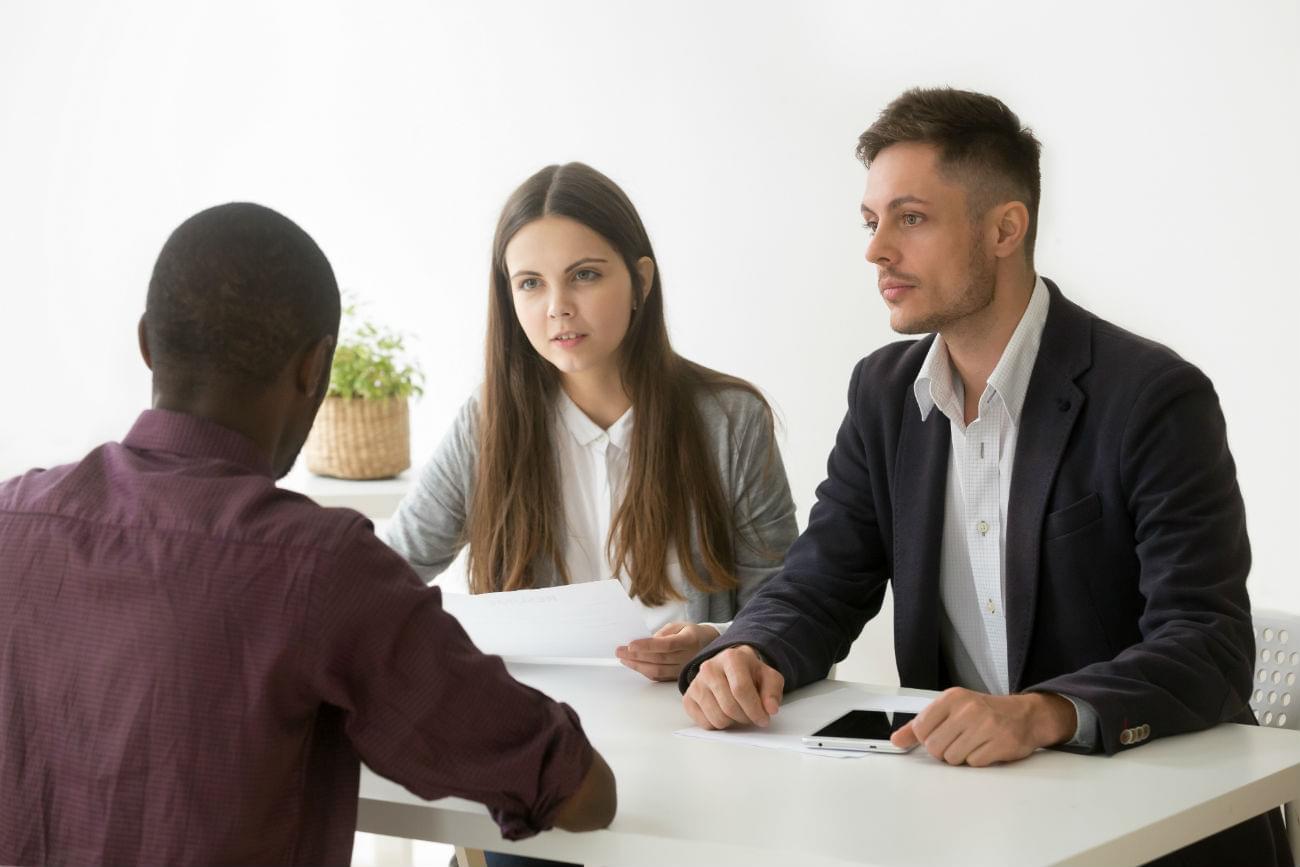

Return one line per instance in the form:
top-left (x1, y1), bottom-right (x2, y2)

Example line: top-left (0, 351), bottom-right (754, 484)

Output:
top-left (616, 622), bottom-right (721, 681)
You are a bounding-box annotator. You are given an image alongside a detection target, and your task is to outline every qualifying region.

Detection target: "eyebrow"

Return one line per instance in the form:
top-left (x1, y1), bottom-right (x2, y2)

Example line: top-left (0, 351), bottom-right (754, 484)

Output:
top-left (510, 257), bottom-right (609, 280)
top-left (860, 196), bottom-right (930, 217)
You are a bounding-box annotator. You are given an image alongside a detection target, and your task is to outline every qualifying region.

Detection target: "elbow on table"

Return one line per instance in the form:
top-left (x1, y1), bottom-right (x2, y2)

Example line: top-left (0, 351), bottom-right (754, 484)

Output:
top-left (553, 749), bottom-right (617, 832)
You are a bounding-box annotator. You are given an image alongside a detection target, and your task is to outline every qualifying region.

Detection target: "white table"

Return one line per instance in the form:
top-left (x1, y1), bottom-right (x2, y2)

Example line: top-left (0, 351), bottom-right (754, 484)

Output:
top-left (357, 664), bottom-right (1300, 867)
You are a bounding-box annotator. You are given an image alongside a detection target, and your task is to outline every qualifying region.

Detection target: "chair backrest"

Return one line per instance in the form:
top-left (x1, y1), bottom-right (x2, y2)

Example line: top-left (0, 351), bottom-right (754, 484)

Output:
top-left (1252, 609), bottom-right (1300, 731)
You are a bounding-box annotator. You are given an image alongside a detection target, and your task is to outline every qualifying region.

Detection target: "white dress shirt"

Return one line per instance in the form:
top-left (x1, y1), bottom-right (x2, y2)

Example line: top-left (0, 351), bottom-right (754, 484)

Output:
top-left (554, 391), bottom-right (723, 635)
top-left (913, 276), bottom-right (1096, 745)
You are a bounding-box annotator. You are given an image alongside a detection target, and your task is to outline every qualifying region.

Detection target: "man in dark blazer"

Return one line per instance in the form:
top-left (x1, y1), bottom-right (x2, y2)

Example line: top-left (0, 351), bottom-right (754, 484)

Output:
top-left (679, 88), bottom-right (1290, 866)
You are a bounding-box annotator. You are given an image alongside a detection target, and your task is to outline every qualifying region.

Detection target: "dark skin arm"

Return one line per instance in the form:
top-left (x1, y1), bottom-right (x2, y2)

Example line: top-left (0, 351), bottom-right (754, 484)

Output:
top-left (551, 749), bottom-right (617, 831)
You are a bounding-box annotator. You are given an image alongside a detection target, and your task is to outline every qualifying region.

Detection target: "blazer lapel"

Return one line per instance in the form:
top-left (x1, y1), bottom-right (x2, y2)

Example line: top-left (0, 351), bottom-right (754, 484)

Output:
top-left (892, 361), bottom-right (951, 690)
top-left (1006, 280), bottom-right (1092, 691)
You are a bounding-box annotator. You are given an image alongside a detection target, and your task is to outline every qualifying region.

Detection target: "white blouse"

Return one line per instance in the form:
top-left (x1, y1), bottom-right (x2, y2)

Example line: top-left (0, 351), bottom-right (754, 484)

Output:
top-left (553, 390), bottom-right (724, 635)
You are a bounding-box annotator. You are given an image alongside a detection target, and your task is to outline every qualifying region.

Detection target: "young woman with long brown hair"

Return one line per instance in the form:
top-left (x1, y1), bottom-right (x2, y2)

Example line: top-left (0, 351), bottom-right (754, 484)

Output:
top-left (386, 162), bottom-right (797, 687)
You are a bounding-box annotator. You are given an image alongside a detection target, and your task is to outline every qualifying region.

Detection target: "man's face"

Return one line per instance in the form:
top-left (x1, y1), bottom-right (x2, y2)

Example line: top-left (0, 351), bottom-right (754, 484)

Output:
top-left (860, 142), bottom-right (996, 335)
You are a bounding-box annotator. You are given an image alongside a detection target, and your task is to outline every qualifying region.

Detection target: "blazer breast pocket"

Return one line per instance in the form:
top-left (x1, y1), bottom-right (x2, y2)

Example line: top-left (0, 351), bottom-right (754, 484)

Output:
top-left (1044, 492), bottom-right (1102, 540)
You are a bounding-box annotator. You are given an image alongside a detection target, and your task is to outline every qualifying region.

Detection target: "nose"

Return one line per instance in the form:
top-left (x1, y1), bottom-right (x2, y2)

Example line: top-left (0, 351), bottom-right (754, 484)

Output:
top-left (865, 224), bottom-right (895, 268)
top-left (546, 285), bottom-right (574, 320)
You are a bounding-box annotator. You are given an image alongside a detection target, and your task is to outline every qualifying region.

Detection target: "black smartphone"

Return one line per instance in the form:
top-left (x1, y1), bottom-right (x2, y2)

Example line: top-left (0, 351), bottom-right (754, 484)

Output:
top-left (802, 710), bottom-right (918, 752)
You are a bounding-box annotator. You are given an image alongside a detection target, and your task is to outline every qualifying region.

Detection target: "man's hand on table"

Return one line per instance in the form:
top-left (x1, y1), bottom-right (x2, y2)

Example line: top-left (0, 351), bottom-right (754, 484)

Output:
top-left (681, 644), bottom-right (784, 729)
top-left (890, 687), bottom-right (1077, 767)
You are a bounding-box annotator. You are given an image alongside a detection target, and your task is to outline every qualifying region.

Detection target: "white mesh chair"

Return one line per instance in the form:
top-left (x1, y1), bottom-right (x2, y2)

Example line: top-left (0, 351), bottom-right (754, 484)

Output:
top-left (1251, 609), bottom-right (1300, 861)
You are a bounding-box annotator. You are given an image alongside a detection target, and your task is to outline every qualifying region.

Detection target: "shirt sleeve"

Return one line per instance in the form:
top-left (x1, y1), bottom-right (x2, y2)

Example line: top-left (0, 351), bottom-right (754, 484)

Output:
top-left (726, 392), bottom-right (799, 610)
top-left (384, 394), bottom-right (479, 583)
top-left (1058, 693), bottom-right (1100, 751)
top-left (308, 518), bottom-right (594, 840)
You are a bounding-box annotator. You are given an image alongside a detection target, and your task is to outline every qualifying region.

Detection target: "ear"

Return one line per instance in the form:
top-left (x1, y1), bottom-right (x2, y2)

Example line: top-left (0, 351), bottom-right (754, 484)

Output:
top-left (634, 256), bottom-right (655, 306)
top-left (137, 315), bottom-right (153, 370)
top-left (297, 335), bottom-right (336, 397)
top-left (990, 201), bottom-right (1030, 260)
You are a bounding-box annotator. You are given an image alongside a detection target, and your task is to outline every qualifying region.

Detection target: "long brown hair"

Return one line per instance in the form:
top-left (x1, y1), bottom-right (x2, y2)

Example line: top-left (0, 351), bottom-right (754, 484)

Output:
top-left (466, 162), bottom-right (772, 605)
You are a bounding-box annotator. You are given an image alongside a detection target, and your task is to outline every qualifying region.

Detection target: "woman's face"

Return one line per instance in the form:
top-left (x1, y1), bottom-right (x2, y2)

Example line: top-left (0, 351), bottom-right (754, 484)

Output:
top-left (504, 215), bottom-right (652, 384)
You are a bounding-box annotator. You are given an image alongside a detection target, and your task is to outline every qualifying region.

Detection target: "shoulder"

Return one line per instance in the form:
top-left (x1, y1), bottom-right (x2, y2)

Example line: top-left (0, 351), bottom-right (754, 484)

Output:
top-left (247, 490), bottom-right (375, 556)
top-left (1090, 315), bottom-right (1200, 382)
top-left (1057, 294), bottom-right (1214, 403)
top-left (427, 389), bottom-right (484, 459)
top-left (0, 459), bottom-right (79, 514)
top-left (831, 338), bottom-right (933, 434)
top-left (1, 442), bottom-right (373, 559)
top-left (853, 336), bottom-right (933, 396)
top-left (693, 380), bottom-right (770, 429)
top-left (456, 386), bottom-right (484, 432)
top-left (1039, 281), bottom-right (1205, 389)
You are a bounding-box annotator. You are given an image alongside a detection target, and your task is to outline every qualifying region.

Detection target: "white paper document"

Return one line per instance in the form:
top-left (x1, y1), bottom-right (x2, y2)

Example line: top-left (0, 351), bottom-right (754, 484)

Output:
top-left (674, 686), bottom-right (934, 758)
top-left (440, 579), bottom-right (650, 663)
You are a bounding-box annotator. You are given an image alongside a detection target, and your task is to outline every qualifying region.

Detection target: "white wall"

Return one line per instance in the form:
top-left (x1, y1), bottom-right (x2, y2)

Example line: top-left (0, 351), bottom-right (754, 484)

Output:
top-left (2, 0), bottom-right (1297, 684)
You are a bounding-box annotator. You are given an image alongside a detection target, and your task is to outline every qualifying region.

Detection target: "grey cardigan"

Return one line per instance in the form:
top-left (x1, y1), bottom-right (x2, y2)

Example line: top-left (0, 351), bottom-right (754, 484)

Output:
top-left (385, 386), bottom-right (799, 623)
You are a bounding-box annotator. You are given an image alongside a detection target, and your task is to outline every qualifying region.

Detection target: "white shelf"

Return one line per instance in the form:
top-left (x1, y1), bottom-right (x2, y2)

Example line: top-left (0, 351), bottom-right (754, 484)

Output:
top-left (279, 466), bottom-right (412, 521)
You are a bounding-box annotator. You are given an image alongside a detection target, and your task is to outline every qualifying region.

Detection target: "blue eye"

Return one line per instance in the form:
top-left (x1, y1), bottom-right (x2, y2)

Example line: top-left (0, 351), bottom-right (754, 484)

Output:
top-left (574, 269), bottom-right (599, 282)
top-left (517, 277), bottom-right (541, 291)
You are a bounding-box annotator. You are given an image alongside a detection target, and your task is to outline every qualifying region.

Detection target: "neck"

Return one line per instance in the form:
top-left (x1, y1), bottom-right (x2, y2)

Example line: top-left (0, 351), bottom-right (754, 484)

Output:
top-left (941, 269), bottom-right (1036, 425)
top-left (152, 385), bottom-right (284, 469)
top-left (560, 365), bottom-right (631, 429)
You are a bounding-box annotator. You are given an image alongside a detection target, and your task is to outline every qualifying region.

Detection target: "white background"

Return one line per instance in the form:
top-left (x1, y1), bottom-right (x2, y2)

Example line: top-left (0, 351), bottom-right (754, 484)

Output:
top-left (2, 0), bottom-right (1297, 685)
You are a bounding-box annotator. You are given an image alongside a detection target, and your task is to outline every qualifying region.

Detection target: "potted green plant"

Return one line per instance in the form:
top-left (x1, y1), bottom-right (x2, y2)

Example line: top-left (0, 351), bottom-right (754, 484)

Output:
top-left (304, 298), bottom-right (424, 480)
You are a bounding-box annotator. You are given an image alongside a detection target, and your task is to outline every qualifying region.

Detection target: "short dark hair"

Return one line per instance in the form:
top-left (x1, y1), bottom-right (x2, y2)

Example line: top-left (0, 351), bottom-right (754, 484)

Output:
top-left (857, 87), bottom-right (1042, 258)
top-left (144, 203), bottom-right (340, 394)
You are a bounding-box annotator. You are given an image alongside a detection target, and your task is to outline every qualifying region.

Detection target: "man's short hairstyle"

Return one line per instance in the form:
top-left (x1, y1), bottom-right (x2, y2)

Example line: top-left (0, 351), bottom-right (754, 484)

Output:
top-left (857, 87), bottom-right (1042, 259)
top-left (144, 203), bottom-right (340, 394)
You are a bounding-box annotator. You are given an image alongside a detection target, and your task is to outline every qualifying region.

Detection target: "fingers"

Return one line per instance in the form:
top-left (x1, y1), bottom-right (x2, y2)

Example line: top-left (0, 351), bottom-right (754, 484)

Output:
top-left (940, 724), bottom-right (990, 766)
top-left (890, 721), bottom-right (920, 750)
top-left (620, 624), bottom-right (702, 662)
top-left (725, 661), bottom-right (771, 727)
top-left (756, 661), bottom-right (785, 717)
top-left (705, 668), bottom-right (755, 727)
top-left (618, 656), bottom-right (682, 682)
top-left (654, 621), bottom-right (689, 638)
top-left (709, 648), bottom-right (782, 727)
top-left (920, 715), bottom-right (964, 763)
top-left (684, 681), bottom-right (736, 729)
top-left (907, 688), bottom-right (960, 744)
top-left (682, 692), bottom-right (710, 728)
top-left (906, 690), bottom-right (1041, 766)
top-left (621, 635), bottom-right (690, 659)
top-left (681, 646), bottom-right (782, 730)
top-left (964, 741), bottom-right (1006, 768)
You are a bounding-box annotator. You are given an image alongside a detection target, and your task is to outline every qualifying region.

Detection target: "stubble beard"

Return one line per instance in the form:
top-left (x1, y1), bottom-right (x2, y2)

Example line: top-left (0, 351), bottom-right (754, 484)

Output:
top-left (892, 241), bottom-right (998, 336)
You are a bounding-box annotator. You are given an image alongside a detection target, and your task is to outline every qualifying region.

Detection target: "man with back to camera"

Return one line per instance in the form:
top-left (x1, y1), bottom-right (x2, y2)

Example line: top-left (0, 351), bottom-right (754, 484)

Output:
top-left (679, 88), bottom-right (1291, 865)
top-left (0, 203), bottom-right (615, 866)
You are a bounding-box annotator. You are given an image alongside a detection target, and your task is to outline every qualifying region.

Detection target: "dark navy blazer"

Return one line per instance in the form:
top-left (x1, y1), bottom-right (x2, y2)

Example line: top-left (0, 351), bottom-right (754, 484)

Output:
top-left (684, 280), bottom-right (1290, 866)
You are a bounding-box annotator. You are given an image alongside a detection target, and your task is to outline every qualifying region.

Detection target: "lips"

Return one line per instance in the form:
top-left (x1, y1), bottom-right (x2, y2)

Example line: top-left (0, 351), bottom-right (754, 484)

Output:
top-left (880, 282), bottom-right (914, 302)
top-left (551, 332), bottom-right (588, 349)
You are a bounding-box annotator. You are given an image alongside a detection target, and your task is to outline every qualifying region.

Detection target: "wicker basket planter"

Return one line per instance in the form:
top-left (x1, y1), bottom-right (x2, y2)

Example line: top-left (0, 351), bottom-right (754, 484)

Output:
top-left (304, 396), bottom-right (410, 480)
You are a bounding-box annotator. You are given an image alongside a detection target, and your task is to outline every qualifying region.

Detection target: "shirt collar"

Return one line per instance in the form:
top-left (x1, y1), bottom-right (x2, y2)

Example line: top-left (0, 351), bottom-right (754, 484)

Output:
top-left (555, 390), bottom-right (633, 452)
top-left (913, 275), bottom-right (1051, 427)
top-left (122, 409), bottom-right (275, 477)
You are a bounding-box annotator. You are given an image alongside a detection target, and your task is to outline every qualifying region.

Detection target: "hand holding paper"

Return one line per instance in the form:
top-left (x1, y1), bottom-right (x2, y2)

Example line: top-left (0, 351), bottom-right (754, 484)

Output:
top-left (616, 621), bottom-right (721, 681)
top-left (439, 579), bottom-right (650, 663)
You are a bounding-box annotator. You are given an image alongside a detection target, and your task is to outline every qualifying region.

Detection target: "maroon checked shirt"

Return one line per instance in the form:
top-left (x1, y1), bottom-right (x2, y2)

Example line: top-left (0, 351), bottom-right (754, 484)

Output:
top-left (0, 409), bottom-right (594, 866)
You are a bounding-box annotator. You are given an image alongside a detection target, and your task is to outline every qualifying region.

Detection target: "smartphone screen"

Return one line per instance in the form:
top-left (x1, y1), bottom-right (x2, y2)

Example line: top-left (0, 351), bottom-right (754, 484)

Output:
top-left (811, 710), bottom-right (916, 740)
